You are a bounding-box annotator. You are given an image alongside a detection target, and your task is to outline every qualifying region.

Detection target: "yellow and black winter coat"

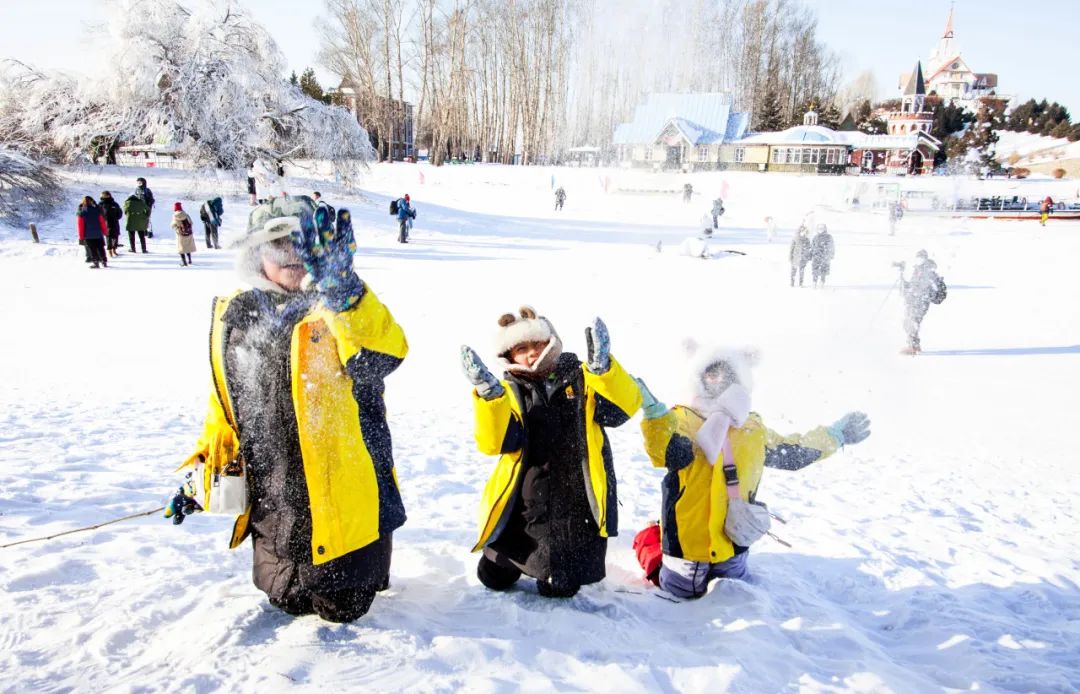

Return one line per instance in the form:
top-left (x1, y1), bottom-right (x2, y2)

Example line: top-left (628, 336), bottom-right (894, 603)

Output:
top-left (471, 354), bottom-right (642, 579)
top-left (641, 406), bottom-right (839, 564)
top-left (183, 286), bottom-right (408, 571)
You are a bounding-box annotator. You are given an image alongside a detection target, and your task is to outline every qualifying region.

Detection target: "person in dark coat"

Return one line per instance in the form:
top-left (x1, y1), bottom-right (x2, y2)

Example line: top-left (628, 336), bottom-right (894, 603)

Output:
top-left (810, 223), bottom-right (835, 288)
top-left (77, 196), bottom-right (108, 268)
top-left (98, 191), bottom-right (124, 257)
top-left (901, 249), bottom-right (946, 354)
top-left (711, 197), bottom-right (725, 229)
top-left (123, 194), bottom-right (151, 253)
top-left (199, 197), bottom-right (223, 249)
top-left (554, 186), bottom-right (566, 211)
top-left (134, 177), bottom-right (155, 237)
top-left (173, 196), bottom-right (408, 622)
top-left (247, 167), bottom-right (258, 205)
top-left (461, 307), bottom-right (643, 597)
top-left (789, 225), bottom-right (811, 287)
top-left (683, 182), bottom-right (693, 204)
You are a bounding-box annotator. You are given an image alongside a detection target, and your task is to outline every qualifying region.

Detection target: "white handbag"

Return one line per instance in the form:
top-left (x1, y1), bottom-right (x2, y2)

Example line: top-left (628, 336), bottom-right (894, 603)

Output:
top-left (193, 459), bottom-right (248, 515)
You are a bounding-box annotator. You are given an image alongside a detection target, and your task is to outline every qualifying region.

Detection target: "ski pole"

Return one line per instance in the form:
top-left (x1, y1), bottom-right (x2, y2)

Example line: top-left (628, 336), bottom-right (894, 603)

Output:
top-left (0, 506), bottom-right (166, 549)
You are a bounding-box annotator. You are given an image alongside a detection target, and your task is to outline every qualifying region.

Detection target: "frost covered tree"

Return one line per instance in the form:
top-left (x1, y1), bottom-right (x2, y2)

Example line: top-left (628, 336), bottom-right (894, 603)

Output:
top-left (0, 1), bottom-right (375, 180)
top-left (0, 147), bottom-right (65, 224)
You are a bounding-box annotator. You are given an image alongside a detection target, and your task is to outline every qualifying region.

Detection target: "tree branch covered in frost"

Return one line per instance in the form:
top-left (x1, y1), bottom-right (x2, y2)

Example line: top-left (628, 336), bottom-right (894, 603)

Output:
top-left (0, 0), bottom-right (375, 176)
top-left (0, 147), bottom-right (65, 224)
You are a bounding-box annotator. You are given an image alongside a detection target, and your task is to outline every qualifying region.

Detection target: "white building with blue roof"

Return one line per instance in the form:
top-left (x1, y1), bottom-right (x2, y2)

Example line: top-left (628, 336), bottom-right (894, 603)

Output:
top-left (612, 93), bottom-right (751, 171)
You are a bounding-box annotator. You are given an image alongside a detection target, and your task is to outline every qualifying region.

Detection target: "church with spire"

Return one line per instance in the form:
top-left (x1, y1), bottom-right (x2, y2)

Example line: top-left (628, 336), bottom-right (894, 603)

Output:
top-left (901, 7), bottom-right (999, 106)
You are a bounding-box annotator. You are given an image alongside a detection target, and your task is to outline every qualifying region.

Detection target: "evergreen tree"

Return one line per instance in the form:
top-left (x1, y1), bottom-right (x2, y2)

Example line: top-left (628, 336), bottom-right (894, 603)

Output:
top-left (754, 87), bottom-right (784, 132)
top-left (298, 67), bottom-right (325, 103)
top-left (1051, 120), bottom-right (1072, 139)
top-left (819, 102), bottom-right (842, 130)
top-left (1027, 99), bottom-right (1048, 134)
top-left (1006, 98), bottom-right (1036, 132)
top-left (1068, 123), bottom-right (1080, 142)
top-left (289, 70), bottom-right (298, 86)
top-left (853, 101), bottom-right (887, 135)
top-left (946, 100), bottom-right (1004, 173)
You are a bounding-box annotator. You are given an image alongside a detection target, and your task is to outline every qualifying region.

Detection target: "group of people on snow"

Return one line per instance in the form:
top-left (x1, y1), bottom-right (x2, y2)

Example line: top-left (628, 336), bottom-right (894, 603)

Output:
top-left (166, 194), bottom-right (874, 622)
top-left (76, 177), bottom-right (228, 268)
top-left (788, 223), bottom-right (834, 288)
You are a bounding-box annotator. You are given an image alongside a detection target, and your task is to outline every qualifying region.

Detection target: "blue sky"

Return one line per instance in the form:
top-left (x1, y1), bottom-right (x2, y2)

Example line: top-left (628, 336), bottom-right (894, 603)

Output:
top-left (2, 0), bottom-right (1077, 114)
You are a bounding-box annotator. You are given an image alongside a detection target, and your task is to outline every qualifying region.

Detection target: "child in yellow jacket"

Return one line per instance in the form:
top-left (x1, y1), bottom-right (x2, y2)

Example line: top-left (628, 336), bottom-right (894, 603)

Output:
top-left (460, 307), bottom-right (642, 597)
top-left (635, 343), bottom-right (870, 599)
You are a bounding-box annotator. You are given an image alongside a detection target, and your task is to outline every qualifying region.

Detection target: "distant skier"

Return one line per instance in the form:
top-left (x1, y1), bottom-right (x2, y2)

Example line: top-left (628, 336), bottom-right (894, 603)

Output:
top-left (900, 249), bottom-right (947, 354)
top-left (810, 223), bottom-right (835, 288)
top-left (1040, 196), bottom-right (1054, 226)
top-left (789, 225), bottom-right (811, 287)
top-left (554, 186), bottom-right (566, 211)
top-left (683, 182), bottom-right (694, 204)
top-left (711, 197), bottom-right (725, 229)
top-left (631, 344), bottom-right (871, 596)
top-left (396, 194), bottom-right (416, 243)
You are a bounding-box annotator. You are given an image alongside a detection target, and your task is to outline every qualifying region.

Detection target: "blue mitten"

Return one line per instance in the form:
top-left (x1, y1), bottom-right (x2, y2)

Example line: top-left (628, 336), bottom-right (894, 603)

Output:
top-left (164, 477), bottom-right (202, 525)
top-left (634, 377), bottom-right (668, 419)
top-left (292, 206), bottom-right (364, 312)
top-left (461, 346), bottom-right (504, 400)
top-left (827, 411), bottom-right (871, 446)
top-left (585, 317), bottom-right (611, 374)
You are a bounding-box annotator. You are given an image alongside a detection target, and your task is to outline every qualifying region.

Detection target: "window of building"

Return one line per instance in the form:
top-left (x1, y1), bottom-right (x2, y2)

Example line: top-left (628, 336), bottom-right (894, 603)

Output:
top-left (734, 147), bottom-right (745, 163)
top-left (644, 147), bottom-right (652, 161)
top-left (810, 149), bottom-right (820, 164)
top-left (697, 146), bottom-right (709, 161)
top-left (772, 148), bottom-right (781, 163)
top-left (825, 149), bottom-right (835, 164)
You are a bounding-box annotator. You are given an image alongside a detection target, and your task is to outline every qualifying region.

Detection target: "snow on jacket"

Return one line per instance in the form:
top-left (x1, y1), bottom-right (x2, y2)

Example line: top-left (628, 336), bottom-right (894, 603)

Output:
top-left (470, 354), bottom-right (642, 561)
top-left (76, 203), bottom-right (107, 241)
top-left (99, 197), bottom-right (123, 236)
top-left (641, 406), bottom-right (839, 564)
top-left (182, 286), bottom-right (409, 569)
top-left (172, 211), bottom-right (197, 253)
top-left (811, 231), bottom-right (834, 264)
top-left (904, 259), bottom-right (943, 308)
top-left (123, 195), bottom-right (150, 232)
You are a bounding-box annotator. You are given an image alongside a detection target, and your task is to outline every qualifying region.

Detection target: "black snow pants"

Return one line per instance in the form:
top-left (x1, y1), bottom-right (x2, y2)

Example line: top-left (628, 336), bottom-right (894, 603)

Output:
top-left (128, 230), bottom-right (147, 253)
top-left (205, 223), bottom-right (220, 249)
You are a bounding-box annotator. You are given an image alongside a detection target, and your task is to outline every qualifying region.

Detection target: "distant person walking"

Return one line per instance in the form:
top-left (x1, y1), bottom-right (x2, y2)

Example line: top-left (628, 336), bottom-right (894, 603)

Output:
top-left (396, 194), bottom-right (416, 243)
top-left (810, 224), bottom-right (835, 288)
top-left (888, 200), bottom-right (903, 236)
top-left (901, 249), bottom-right (947, 354)
top-left (99, 191), bottom-right (123, 258)
top-left (789, 225), bottom-right (811, 287)
top-left (171, 202), bottom-right (196, 267)
top-left (247, 166), bottom-right (258, 205)
top-left (199, 197), bottom-right (223, 249)
top-left (77, 196), bottom-right (108, 269)
top-left (124, 193), bottom-right (150, 253)
top-left (711, 197), bottom-right (725, 229)
top-left (1040, 196), bottom-right (1054, 226)
top-left (554, 186), bottom-right (566, 211)
top-left (683, 182), bottom-right (693, 204)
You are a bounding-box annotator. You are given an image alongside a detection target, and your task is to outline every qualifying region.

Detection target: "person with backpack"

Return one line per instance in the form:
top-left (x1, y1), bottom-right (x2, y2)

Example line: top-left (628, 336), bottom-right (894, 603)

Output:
top-left (631, 344), bottom-right (871, 597)
top-left (789, 225), bottom-right (812, 287)
top-left (171, 202), bottom-right (196, 266)
top-left (460, 307), bottom-right (643, 598)
top-left (199, 197), bottom-right (224, 249)
top-left (711, 197), bottom-right (725, 229)
top-left (77, 196), bottom-right (109, 269)
top-left (901, 249), bottom-right (946, 354)
top-left (98, 191), bottom-right (123, 258)
top-left (123, 193), bottom-right (151, 253)
top-left (134, 177), bottom-right (155, 238)
top-left (554, 186), bottom-right (566, 211)
top-left (166, 196), bottom-right (408, 622)
top-left (395, 194), bottom-right (416, 243)
top-left (810, 223), bottom-right (835, 288)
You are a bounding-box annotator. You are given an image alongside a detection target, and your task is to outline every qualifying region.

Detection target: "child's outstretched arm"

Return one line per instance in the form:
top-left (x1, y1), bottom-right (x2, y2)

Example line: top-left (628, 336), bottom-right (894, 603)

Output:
top-left (582, 318), bottom-right (643, 428)
top-left (763, 412), bottom-right (870, 470)
top-left (462, 346), bottom-right (524, 456)
top-left (637, 379), bottom-right (695, 472)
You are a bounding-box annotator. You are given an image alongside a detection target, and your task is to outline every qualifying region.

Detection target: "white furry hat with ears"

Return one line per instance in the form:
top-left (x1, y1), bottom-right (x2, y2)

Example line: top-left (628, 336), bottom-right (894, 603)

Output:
top-left (493, 306), bottom-right (564, 377)
top-left (683, 339), bottom-right (761, 412)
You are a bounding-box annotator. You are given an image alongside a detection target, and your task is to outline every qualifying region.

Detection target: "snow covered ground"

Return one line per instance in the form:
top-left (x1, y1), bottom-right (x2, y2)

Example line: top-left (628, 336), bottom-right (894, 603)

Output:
top-left (1, 164), bottom-right (1078, 692)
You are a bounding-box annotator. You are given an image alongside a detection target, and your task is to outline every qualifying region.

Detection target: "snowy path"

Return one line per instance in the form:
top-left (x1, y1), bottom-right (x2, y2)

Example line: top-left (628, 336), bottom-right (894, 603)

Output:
top-left (1, 166), bottom-right (1078, 692)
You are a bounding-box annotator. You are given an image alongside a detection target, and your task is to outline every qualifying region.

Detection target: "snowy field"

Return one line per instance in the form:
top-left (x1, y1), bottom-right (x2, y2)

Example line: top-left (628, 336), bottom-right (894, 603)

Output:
top-left (1, 164), bottom-right (1079, 692)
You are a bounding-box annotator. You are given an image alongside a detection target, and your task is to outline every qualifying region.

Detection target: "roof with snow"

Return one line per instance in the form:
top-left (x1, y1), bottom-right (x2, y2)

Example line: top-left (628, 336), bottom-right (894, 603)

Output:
top-left (612, 93), bottom-right (750, 146)
top-left (737, 125), bottom-right (939, 151)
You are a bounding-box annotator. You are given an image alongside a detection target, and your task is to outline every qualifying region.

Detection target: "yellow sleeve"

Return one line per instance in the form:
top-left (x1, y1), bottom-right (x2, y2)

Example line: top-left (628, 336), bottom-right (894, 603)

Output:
top-left (317, 287), bottom-right (409, 368)
top-left (472, 384), bottom-right (522, 456)
top-left (762, 423), bottom-right (839, 470)
top-left (179, 387), bottom-right (238, 471)
top-left (582, 355), bottom-right (643, 422)
top-left (641, 411), bottom-right (679, 468)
